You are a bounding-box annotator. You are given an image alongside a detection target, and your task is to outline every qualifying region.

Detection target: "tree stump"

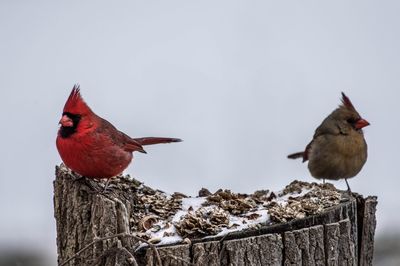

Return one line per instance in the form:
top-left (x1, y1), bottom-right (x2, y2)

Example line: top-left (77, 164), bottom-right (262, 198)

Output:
top-left (54, 165), bottom-right (377, 266)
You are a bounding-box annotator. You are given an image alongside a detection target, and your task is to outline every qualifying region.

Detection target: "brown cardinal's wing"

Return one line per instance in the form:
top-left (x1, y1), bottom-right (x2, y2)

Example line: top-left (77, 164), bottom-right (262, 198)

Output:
top-left (302, 114), bottom-right (343, 162)
top-left (288, 115), bottom-right (339, 162)
top-left (302, 141), bottom-right (313, 162)
top-left (287, 140), bottom-right (312, 162)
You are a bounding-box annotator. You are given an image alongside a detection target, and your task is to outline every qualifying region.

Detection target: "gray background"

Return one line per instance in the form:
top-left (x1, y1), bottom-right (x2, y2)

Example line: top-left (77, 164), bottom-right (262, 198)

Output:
top-left (0, 1), bottom-right (398, 264)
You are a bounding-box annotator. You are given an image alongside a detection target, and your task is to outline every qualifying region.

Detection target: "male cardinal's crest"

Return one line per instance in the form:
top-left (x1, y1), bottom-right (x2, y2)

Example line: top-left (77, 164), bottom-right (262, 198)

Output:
top-left (63, 85), bottom-right (92, 115)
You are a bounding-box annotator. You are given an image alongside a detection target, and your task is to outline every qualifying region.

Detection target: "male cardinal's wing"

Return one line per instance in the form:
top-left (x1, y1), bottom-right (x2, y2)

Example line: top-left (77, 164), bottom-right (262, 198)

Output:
top-left (121, 132), bottom-right (147, 153)
top-left (95, 117), bottom-right (146, 153)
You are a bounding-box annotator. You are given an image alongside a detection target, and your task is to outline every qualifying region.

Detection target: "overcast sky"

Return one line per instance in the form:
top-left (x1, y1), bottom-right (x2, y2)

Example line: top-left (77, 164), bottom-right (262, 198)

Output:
top-left (1, 0), bottom-right (399, 263)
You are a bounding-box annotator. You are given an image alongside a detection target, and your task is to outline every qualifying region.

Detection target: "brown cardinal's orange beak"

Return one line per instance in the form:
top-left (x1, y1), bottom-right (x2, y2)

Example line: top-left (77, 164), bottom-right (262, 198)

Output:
top-left (355, 118), bottom-right (370, 129)
top-left (59, 115), bottom-right (73, 127)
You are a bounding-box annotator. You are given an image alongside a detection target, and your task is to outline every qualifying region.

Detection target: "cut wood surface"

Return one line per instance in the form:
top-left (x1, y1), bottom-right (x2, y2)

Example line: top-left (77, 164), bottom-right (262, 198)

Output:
top-left (54, 165), bottom-right (377, 266)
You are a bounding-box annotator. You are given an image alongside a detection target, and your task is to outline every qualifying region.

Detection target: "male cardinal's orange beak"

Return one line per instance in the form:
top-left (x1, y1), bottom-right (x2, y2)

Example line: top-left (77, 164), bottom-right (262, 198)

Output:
top-left (59, 115), bottom-right (73, 127)
top-left (355, 118), bottom-right (370, 129)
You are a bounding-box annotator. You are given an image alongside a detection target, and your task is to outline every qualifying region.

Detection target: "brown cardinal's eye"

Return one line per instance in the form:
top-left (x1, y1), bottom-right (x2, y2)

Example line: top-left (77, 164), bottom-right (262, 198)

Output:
top-left (346, 118), bottom-right (357, 124)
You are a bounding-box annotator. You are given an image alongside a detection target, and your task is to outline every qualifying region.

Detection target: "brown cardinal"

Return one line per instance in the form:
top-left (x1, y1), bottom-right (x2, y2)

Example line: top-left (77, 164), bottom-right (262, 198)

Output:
top-left (287, 92), bottom-right (369, 192)
top-left (56, 85), bottom-right (181, 179)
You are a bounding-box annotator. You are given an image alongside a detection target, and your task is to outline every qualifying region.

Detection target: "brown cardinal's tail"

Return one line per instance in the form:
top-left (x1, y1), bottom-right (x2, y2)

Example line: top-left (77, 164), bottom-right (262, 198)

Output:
top-left (133, 137), bottom-right (182, 146)
top-left (287, 152), bottom-right (305, 160)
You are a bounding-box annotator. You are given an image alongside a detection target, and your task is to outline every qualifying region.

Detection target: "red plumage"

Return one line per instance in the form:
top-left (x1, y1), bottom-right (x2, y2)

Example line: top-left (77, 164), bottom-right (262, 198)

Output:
top-left (56, 85), bottom-right (181, 179)
top-left (63, 85), bottom-right (93, 115)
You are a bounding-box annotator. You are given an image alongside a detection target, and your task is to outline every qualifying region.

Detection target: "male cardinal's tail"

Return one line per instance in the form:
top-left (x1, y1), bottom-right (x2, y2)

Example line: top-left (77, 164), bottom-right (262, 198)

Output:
top-left (133, 137), bottom-right (182, 146)
top-left (287, 152), bottom-right (304, 160)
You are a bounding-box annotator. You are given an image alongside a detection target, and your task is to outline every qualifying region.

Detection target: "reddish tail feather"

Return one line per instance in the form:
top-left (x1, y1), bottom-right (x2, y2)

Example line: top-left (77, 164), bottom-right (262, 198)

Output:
top-left (287, 152), bottom-right (305, 160)
top-left (134, 137), bottom-right (182, 146)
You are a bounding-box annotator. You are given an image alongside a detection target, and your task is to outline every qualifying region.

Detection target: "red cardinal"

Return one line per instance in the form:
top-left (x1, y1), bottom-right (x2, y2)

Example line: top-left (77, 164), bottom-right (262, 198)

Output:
top-left (287, 93), bottom-right (369, 191)
top-left (56, 85), bottom-right (181, 179)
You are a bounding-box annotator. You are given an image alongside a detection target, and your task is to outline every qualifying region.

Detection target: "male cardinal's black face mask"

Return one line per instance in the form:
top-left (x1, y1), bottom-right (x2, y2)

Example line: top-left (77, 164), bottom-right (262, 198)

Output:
top-left (59, 112), bottom-right (81, 138)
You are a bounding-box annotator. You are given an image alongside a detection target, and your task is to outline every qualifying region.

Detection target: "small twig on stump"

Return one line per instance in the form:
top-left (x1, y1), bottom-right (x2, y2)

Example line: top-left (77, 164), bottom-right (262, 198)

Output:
top-left (218, 232), bottom-right (231, 262)
top-left (89, 246), bottom-right (138, 266)
top-left (60, 233), bottom-right (162, 266)
top-left (119, 246), bottom-right (138, 266)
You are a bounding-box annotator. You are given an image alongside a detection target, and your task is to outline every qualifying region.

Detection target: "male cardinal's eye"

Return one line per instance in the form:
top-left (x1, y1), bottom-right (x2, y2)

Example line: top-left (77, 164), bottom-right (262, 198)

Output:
top-left (63, 112), bottom-right (81, 120)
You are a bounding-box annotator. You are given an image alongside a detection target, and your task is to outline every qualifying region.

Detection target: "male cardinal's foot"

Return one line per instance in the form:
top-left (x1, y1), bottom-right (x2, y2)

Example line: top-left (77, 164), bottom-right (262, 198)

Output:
top-left (71, 175), bottom-right (85, 183)
top-left (102, 178), bottom-right (112, 193)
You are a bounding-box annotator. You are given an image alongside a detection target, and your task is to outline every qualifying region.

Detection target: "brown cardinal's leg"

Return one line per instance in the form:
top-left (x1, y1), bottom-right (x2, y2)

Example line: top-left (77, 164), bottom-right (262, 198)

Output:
top-left (345, 178), bottom-right (352, 193)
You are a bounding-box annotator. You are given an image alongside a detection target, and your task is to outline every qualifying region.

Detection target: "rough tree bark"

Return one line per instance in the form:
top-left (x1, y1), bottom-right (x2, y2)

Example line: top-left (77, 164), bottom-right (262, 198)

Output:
top-left (54, 165), bottom-right (377, 266)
